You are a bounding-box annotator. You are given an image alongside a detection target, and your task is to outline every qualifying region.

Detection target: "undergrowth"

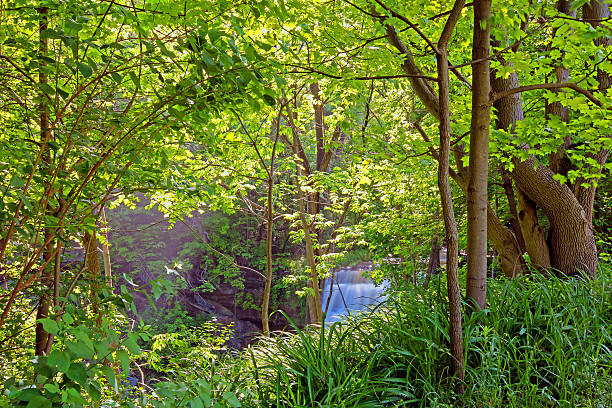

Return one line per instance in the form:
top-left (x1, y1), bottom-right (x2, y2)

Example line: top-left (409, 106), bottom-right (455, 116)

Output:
top-left (238, 267), bottom-right (612, 407)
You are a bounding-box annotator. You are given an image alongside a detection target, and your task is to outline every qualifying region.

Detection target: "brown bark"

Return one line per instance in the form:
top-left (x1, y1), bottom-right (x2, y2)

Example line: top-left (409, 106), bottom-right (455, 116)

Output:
top-left (385, 26), bottom-right (440, 120)
top-left (466, 0), bottom-right (492, 310)
top-left (583, 1), bottom-right (611, 92)
top-left (438, 50), bottom-right (464, 392)
top-left (311, 82), bottom-right (325, 172)
top-left (436, 0), bottom-right (466, 391)
top-left (34, 6), bottom-right (53, 356)
top-left (423, 236), bottom-right (441, 287)
top-left (516, 188), bottom-right (551, 269)
top-left (486, 202), bottom-right (525, 277)
top-left (492, 66), bottom-right (527, 255)
top-left (84, 230), bottom-right (103, 327)
top-left (298, 175), bottom-right (323, 324)
top-left (501, 170), bottom-right (526, 253)
top-left (261, 177), bottom-right (274, 335)
top-left (512, 157), bottom-right (597, 276)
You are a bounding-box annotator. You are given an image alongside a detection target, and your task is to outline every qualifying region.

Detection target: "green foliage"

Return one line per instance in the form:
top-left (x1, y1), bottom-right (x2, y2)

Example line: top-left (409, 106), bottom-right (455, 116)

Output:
top-left (143, 319), bottom-right (233, 381)
top-left (1, 282), bottom-right (147, 407)
top-left (236, 269), bottom-right (612, 407)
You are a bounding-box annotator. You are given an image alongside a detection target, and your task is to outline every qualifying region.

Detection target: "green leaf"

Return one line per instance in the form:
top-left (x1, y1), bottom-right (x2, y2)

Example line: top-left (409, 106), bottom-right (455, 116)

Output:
top-left (74, 328), bottom-right (95, 352)
top-left (10, 174), bottom-right (26, 188)
top-left (570, 0), bottom-right (590, 10)
top-left (124, 332), bottom-right (141, 355)
top-left (101, 366), bottom-right (118, 392)
top-left (57, 87), bottom-right (69, 100)
top-left (65, 19), bottom-right (82, 34)
top-left (223, 392), bottom-right (241, 407)
top-left (48, 349), bottom-right (70, 372)
top-left (190, 397), bottom-right (205, 408)
top-left (66, 362), bottom-right (88, 384)
top-left (26, 396), bottom-right (52, 408)
top-left (116, 349), bottom-right (130, 374)
top-left (76, 61), bottom-right (93, 78)
top-left (16, 388), bottom-right (41, 401)
top-left (129, 71), bottom-right (140, 88)
top-left (66, 340), bottom-right (94, 360)
top-left (43, 383), bottom-right (60, 394)
top-left (38, 318), bottom-right (59, 335)
top-left (262, 94), bottom-right (276, 107)
top-left (111, 72), bottom-right (123, 84)
top-left (40, 83), bottom-right (55, 95)
top-left (62, 313), bottom-right (74, 324)
top-left (17, 191), bottom-right (33, 211)
top-left (88, 382), bottom-right (102, 402)
top-left (208, 29), bottom-right (222, 44)
top-left (168, 107), bottom-right (186, 121)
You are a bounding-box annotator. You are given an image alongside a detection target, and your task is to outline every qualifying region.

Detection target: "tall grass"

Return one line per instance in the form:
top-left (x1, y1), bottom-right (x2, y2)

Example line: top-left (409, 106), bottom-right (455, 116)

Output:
top-left (239, 268), bottom-right (612, 407)
top-left (464, 271), bottom-right (612, 407)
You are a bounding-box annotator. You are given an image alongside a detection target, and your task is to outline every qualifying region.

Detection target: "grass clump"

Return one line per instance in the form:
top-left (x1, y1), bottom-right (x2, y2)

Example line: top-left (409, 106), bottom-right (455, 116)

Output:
top-left (239, 269), bottom-right (612, 407)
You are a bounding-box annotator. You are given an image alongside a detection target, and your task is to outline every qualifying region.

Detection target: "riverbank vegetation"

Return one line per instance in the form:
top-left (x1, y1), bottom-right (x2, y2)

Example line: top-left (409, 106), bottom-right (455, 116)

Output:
top-left (1, 0), bottom-right (611, 406)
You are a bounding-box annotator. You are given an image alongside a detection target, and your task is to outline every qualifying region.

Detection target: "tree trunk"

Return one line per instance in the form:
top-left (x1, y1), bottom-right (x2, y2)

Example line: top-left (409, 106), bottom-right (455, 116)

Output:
top-left (34, 5), bottom-right (53, 357)
top-left (466, 0), bottom-right (492, 310)
top-left (381, 0), bottom-right (605, 280)
top-left (501, 170), bottom-right (526, 253)
top-left (436, 0), bottom-right (466, 390)
top-left (262, 116), bottom-right (280, 336)
top-left (437, 50), bottom-right (464, 388)
top-left (422, 236), bottom-right (441, 287)
top-left (300, 190), bottom-right (323, 324)
top-left (101, 207), bottom-right (113, 287)
top-left (84, 230), bottom-right (103, 327)
top-left (511, 156), bottom-right (598, 277)
top-left (261, 176), bottom-right (274, 335)
top-left (516, 188), bottom-right (551, 270)
top-left (488, 0), bottom-right (601, 277)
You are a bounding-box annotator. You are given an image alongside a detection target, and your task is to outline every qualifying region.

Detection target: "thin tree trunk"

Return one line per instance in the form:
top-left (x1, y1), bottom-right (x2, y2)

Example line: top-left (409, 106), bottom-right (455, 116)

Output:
top-left (422, 236), bottom-right (441, 288)
top-left (261, 176), bottom-right (274, 335)
top-left (466, 0), bottom-right (492, 310)
top-left (84, 230), bottom-right (103, 327)
top-left (436, 0), bottom-right (466, 391)
top-left (262, 116), bottom-right (280, 336)
top-left (101, 207), bottom-right (113, 287)
top-left (297, 173), bottom-right (323, 324)
top-left (34, 5), bottom-right (54, 356)
top-left (437, 49), bottom-right (464, 393)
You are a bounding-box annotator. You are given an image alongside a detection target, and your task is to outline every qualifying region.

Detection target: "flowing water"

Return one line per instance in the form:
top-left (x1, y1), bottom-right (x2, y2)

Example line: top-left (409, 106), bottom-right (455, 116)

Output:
top-left (321, 263), bottom-right (387, 323)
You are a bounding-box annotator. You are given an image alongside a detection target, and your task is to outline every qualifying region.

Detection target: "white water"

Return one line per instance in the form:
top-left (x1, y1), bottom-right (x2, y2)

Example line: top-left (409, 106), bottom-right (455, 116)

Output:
top-left (321, 264), bottom-right (387, 323)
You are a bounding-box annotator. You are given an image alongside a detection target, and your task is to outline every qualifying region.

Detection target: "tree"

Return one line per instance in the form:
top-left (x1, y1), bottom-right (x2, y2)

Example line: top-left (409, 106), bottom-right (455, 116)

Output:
top-left (0, 0), bottom-right (276, 351)
top-left (324, 0), bottom-right (611, 283)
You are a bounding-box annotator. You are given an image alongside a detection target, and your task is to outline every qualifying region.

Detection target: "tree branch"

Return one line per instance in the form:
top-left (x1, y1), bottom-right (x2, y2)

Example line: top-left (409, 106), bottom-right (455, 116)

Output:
top-left (490, 82), bottom-right (604, 107)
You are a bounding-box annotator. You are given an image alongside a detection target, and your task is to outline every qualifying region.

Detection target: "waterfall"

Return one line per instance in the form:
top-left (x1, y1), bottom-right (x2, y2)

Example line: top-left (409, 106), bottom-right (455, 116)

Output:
top-left (321, 263), bottom-right (387, 323)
